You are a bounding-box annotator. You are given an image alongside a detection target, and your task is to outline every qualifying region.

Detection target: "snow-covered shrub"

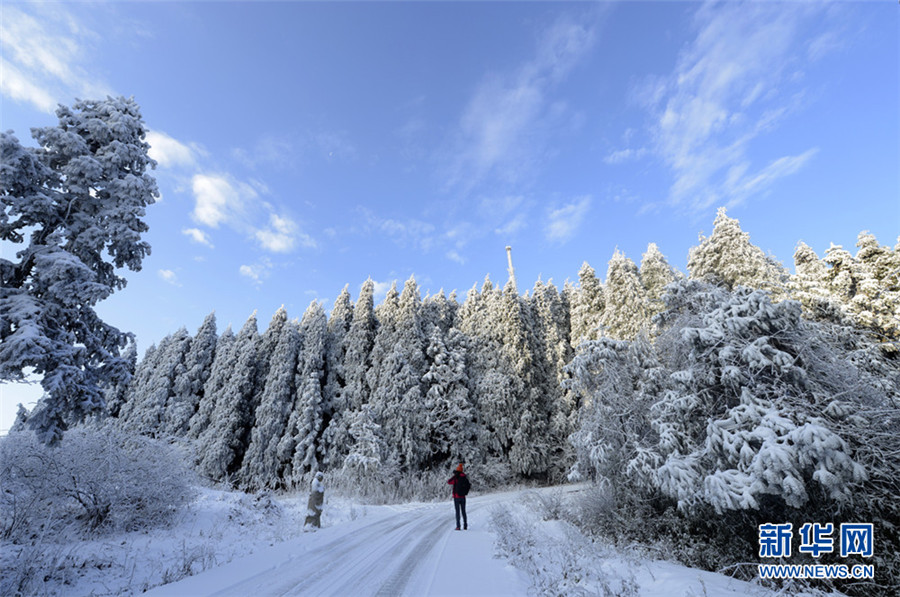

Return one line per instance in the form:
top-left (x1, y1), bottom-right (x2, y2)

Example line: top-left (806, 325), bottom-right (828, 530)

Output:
top-left (0, 424), bottom-right (195, 541)
top-left (328, 466), bottom-right (450, 504)
top-left (567, 279), bottom-right (900, 595)
top-left (491, 500), bottom-right (639, 597)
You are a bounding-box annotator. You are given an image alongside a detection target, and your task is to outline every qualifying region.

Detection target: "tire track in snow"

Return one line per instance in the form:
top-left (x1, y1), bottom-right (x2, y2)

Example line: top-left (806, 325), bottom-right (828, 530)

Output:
top-left (374, 511), bottom-right (447, 596)
top-left (282, 506), bottom-right (447, 596)
top-left (180, 493), bottom-right (519, 597)
top-left (207, 513), bottom-right (421, 597)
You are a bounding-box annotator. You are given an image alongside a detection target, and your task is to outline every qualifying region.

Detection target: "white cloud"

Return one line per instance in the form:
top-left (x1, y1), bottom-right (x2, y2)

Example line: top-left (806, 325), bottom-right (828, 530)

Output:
top-left (146, 130), bottom-right (198, 169)
top-left (190, 173), bottom-right (255, 228)
top-left (182, 227), bottom-right (214, 248)
top-left (445, 14), bottom-right (598, 190)
top-left (603, 147), bottom-right (648, 165)
top-left (477, 195), bottom-right (530, 238)
top-left (0, 57), bottom-right (56, 113)
top-left (254, 213), bottom-right (316, 253)
top-left (239, 258), bottom-right (272, 285)
top-left (190, 173), bottom-right (317, 254)
top-left (0, 6), bottom-right (110, 112)
top-left (358, 207), bottom-right (437, 251)
top-left (631, 2), bottom-right (825, 211)
top-left (446, 250), bottom-right (465, 265)
top-left (546, 195), bottom-right (592, 244)
top-left (724, 148), bottom-right (819, 207)
top-left (157, 269), bottom-right (180, 286)
top-left (495, 214), bottom-right (527, 237)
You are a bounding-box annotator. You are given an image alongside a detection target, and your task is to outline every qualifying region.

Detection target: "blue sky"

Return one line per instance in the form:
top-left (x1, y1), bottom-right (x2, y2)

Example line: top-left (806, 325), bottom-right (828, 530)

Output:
top-left (1, 1), bottom-right (898, 431)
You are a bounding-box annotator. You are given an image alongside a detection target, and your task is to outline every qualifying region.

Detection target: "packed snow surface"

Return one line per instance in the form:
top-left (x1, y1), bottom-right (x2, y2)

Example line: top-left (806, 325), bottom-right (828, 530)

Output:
top-left (140, 486), bottom-right (776, 597)
top-left (146, 490), bottom-right (529, 597)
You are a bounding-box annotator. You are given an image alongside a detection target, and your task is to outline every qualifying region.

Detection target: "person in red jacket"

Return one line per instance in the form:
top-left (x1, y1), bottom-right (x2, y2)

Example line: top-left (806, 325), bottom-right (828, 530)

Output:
top-left (447, 463), bottom-right (469, 530)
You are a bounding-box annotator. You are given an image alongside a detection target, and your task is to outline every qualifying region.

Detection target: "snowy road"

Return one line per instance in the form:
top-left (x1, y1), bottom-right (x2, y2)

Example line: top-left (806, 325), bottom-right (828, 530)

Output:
top-left (145, 492), bottom-right (529, 597)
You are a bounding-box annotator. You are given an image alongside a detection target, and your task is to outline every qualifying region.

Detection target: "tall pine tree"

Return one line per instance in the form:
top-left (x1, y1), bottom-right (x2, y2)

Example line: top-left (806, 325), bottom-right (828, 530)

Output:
top-left (196, 313), bottom-right (259, 482)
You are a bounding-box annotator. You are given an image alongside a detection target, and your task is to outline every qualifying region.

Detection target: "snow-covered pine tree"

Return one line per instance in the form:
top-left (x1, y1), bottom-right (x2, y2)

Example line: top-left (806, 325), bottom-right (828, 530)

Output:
top-left (283, 301), bottom-right (328, 486)
top-left (421, 289), bottom-right (458, 334)
top-left (640, 243), bottom-right (679, 317)
top-left (422, 325), bottom-right (477, 467)
top-left (367, 279), bottom-right (429, 470)
top-left (457, 282), bottom-right (517, 479)
top-left (820, 240), bottom-right (900, 347)
top-left (320, 286), bottom-right (353, 464)
top-left (118, 336), bottom-right (165, 429)
top-left (851, 232), bottom-right (900, 347)
top-left (687, 207), bottom-right (787, 294)
top-left (569, 262), bottom-right (604, 346)
top-left (791, 242), bottom-right (830, 314)
top-left (240, 316), bottom-right (301, 490)
top-left (601, 250), bottom-right (651, 341)
top-left (231, 307), bottom-right (290, 484)
top-left (322, 279), bottom-right (376, 469)
top-left (119, 328), bottom-right (191, 437)
top-left (115, 342), bottom-right (161, 427)
top-left (364, 282), bottom-right (401, 463)
top-left (497, 278), bottom-right (549, 477)
top-left (566, 333), bottom-right (665, 493)
top-left (387, 276), bottom-right (429, 471)
top-left (530, 280), bottom-right (572, 389)
top-left (254, 307), bottom-right (290, 403)
top-left (366, 281), bottom-right (400, 419)
top-left (195, 313), bottom-right (259, 482)
top-left (164, 312), bottom-right (218, 436)
top-left (104, 342), bottom-right (137, 418)
top-left (188, 325), bottom-right (234, 439)
top-left (0, 98), bottom-right (159, 442)
top-left (341, 406), bottom-right (392, 490)
top-left (531, 279), bottom-right (576, 479)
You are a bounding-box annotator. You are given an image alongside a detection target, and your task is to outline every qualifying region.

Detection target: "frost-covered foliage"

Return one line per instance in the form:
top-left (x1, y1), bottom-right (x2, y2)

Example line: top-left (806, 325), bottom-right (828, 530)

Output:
top-left (1, 97), bottom-right (158, 442)
top-left (568, 279), bottom-right (900, 594)
top-left (792, 233), bottom-right (900, 352)
top-left (531, 281), bottom-right (576, 464)
top-left (570, 262), bottom-right (605, 345)
top-left (119, 328), bottom-right (191, 437)
top-left (0, 424), bottom-right (193, 542)
top-left (164, 312), bottom-right (218, 436)
top-left (321, 286), bottom-right (353, 466)
top-left (601, 250), bottom-right (651, 341)
top-left (422, 325), bottom-right (477, 465)
top-left (241, 315), bottom-right (301, 490)
top-left (188, 325), bottom-right (235, 439)
top-left (640, 242), bottom-right (679, 316)
top-left (688, 207), bottom-right (787, 294)
top-left (324, 279), bottom-right (376, 470)
top-left (283, 300), bottom-right (328, 485)
top-left (195, 313), bottom-right (259, 482)
top-left (490, 496), bottom-right (639, 597)
top-left (367, 277), bottom-right (430, 472)
top-left (340, 407), bottom-right (394, 492)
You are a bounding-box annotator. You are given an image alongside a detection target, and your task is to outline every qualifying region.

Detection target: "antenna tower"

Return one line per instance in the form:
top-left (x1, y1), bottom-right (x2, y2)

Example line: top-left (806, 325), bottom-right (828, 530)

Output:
top-left (506, 245), bottom-right (517, 292)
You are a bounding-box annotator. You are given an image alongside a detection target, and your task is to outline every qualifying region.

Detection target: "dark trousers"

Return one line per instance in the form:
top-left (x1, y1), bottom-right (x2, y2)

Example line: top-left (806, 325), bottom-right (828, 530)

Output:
top-left (454, 497), bottom-right (467, 528)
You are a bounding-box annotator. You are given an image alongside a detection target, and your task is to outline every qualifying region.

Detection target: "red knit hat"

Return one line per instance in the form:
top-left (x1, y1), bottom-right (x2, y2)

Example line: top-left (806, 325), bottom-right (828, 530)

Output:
top-left (456, 463), bottom-right (464, 472)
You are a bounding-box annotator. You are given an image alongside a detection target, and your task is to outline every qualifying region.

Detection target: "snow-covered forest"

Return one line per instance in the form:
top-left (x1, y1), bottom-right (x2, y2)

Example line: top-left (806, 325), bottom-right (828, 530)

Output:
top-left (103, 210), bottom-right (900, 486)
top-left (89, 208), bottom-right (900, 595)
